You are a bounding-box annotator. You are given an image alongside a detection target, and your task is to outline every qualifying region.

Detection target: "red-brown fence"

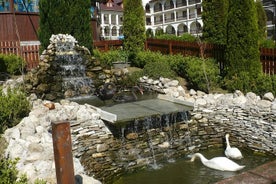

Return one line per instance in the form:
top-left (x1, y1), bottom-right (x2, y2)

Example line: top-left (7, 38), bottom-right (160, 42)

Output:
top-left (94, 39), bottom-right (276, 75)
top-left (93, 40), bottom-right (123, 51)
top-left (1, 39), bottom-right (276, 75)
top-left (260, 48), bottom-right (276, 75)
top-left (0, 41), bottom-right (40, 70)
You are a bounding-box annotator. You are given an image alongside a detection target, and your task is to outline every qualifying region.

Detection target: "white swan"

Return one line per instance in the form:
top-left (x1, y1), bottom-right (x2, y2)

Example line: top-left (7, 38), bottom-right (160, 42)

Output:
top-left (190, 153), bottom-right (245, 172)
top-left (225, 133), bottom-right (243, 159)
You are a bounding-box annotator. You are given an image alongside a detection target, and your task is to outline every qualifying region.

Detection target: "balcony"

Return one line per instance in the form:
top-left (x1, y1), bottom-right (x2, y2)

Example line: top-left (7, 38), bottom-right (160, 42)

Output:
top-left (177, 16), bottom-right (187, 21)
top-left (165, 17), bottom-right (175, 23)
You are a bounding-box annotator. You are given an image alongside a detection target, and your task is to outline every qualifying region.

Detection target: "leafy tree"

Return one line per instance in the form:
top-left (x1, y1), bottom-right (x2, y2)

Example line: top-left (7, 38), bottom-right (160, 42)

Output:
top-left (255, 0), bottom-right (267, 42)
top-left (38, 0), bottom-right (93, 51)
top-left (224, 0), bottom-right (262, 92)
top-left (202, 0), bottom-right (228, 45)
top-left (123, 0), bottom-right (146, 59)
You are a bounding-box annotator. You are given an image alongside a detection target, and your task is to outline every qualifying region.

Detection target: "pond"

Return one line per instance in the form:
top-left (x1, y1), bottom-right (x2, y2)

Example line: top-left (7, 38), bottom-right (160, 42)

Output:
top-left (113, 148), bottom-right (275, 184)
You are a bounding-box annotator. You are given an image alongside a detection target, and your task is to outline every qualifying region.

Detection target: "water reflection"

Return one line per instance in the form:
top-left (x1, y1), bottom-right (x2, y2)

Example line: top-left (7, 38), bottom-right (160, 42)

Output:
top-left (114, 148), bottom-right (275, 184)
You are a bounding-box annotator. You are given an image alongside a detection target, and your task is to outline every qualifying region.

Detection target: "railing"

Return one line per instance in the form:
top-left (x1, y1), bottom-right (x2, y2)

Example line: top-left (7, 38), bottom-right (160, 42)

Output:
top-left (0, 41), bottom-right (40, 70)
top-left (260, 48), bottom-right (276, 75)
top-left (93, 40), bottom-right (123, 51)
top-left (1, 39), bottom-right (275, 75)
top-left (93, 39), bottom-right (276, 75)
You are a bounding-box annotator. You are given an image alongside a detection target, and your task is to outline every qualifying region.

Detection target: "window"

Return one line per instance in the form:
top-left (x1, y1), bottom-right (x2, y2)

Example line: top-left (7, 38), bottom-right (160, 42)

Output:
top-left (14, 0), bottom-right (39, 13)
top-left (0, 0), bottom-right (10, 12)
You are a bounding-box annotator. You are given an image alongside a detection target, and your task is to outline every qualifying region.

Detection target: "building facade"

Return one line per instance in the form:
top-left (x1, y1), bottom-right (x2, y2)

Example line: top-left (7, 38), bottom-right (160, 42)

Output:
top-left (262, 0), bottom-right (276, 39)
top-left (99, 0), bottom-right (203, 40)
top-left (0, 0), bottom-right (275, 41)
top-left (145, 0), bottom-right (202, 37)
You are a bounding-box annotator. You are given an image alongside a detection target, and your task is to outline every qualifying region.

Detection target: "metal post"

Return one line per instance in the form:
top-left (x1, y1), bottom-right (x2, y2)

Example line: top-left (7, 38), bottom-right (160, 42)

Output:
top-left (52, 121), bottom-right (75, 184)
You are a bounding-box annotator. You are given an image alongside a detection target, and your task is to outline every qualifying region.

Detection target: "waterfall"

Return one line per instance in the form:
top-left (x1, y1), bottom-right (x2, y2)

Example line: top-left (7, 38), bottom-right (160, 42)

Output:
top-left (53, 36), bottom-right (95, 99)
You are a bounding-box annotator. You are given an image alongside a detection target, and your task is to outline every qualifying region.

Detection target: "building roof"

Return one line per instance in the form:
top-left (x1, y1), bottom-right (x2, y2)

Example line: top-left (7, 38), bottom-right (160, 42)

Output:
top-left (100, 0), bottom-right (123, 11)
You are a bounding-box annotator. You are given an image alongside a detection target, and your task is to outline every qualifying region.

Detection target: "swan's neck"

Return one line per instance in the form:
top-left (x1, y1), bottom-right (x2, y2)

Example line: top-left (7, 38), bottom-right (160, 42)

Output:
top-left (192, 153), bottom-right (208, 163)
top-left (225, 136), bottom-right (231, 149)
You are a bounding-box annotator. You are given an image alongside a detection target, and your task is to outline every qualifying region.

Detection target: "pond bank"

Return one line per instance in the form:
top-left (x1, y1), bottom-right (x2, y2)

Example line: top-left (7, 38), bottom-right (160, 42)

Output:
top-left (1, 76), bottom-right (276, 183)
top-left (216, 160), bottom-right (276, 184)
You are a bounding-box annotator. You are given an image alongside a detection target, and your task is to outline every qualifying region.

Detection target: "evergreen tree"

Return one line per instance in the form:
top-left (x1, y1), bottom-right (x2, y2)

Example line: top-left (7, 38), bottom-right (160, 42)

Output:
top-left (123, 0), bottom-right (146, 58)
top-left (255, 0), bottom-right (267, 41)
top-left (38, 0), bottom-right (93, 51)
top-left (225, 0), bottom-right (262, 91)
top-left (202, 0), bottom-right (228, 45)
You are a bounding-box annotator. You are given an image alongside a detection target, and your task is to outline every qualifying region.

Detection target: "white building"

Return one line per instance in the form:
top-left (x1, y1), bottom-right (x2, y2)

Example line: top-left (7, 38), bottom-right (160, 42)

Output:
top-left (145, 0), bottom-right (202, 36)
top-left (99, 0), bottom-right (274, 40)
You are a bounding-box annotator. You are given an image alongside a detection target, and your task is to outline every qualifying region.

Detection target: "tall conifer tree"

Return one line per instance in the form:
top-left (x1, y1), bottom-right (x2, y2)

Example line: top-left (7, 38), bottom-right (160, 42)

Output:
top-left (123, 0), bottom-right (146, 57)
top-left (38, 0), bottom-right (93, 51)
top-left (202, 0), bottom-right (228, 45)
top-left (225, 0), bottom-right (262, 91)
top-left (255, 0), bottom-right (267, 41)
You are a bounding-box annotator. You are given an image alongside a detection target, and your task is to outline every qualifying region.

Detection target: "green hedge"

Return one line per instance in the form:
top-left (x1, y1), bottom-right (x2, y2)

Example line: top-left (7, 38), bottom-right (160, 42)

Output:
top-left (0, 88), bottom-right (30, 134)
top-left (93, 49), bottom-right (276, 95)
top-left (0, 54), bottom-right (26, 75)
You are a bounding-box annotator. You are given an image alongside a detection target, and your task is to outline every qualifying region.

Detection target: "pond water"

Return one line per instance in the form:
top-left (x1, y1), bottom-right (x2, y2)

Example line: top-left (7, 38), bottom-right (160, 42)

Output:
top-left (113, 148), bottom-right (275, 184)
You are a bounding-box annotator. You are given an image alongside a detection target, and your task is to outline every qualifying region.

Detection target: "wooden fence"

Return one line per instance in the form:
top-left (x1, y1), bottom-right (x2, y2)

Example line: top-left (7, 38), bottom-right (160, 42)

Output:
top-left (0, 41), bottom-right (40, 70)
top-left (260, 48), bottom-right (276, 75)
top-left (94, 39), bottom-right (276, 75)
top-left (0, 39), bottom-right (276, 75)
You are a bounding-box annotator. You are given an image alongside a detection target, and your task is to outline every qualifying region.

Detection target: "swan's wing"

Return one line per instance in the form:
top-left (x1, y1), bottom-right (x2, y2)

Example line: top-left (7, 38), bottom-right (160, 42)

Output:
top-left (225, 147), bottom-right (243, 159)
top-left (205, 157), bottom-right (244, 171)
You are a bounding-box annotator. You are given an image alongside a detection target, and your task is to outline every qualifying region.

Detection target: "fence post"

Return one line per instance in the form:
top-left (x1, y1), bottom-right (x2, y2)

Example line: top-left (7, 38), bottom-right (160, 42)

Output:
top-left (52, 121), bottom-right (75, 184)
top-left (169, 40), bottom-right (172, 55)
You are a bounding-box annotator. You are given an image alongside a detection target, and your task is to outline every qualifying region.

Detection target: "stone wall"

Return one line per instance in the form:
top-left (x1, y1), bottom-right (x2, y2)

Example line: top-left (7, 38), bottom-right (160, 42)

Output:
top-left (2, 75), bottom-right (276, 184)
top-left (70, 90), bottom-right (276, 183)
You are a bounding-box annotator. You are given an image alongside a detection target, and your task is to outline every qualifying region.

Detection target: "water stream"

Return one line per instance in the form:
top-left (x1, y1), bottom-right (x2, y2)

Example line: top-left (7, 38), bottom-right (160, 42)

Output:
top-left (114, 148), bottom-right (275, 184)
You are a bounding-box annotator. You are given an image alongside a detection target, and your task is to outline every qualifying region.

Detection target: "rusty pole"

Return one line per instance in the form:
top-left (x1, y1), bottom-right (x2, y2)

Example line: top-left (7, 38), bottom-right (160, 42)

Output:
top-left (52, 121), bottom-right (75, 184)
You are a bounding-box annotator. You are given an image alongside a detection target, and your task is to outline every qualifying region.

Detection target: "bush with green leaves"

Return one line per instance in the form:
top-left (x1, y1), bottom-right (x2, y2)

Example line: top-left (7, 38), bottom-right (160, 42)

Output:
top-left (132, 50), bottom-right (166, 68)
top-left (0, 157), bottom-right (47, 184)
top-left (0, 88), bottom-right (30, 134)
top-left (0, 54), bottom-right (26, 75)
top-left (93, 49), bottom-right (130, 67)
top-left (118, 70), bottom-right (144, 88)
top-left (182, 57), bottom-right (221, 93)
top-left (0, 158), bottom-right (27, 184)
top-left (224, 72), bottom-right (275, 96)
top-left (271, 75), bottom-right (276, 96)
top-left (259, 39), bottom-right (276, 48)
top-left (143, 60), bottom-right (176, 80)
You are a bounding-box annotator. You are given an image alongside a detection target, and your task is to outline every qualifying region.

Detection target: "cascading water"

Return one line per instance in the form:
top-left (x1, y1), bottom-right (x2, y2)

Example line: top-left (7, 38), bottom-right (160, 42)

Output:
top-left (52, 34), bottom-right (95, 99)
top-left (24, 34), bottom-right (96, 101)
top-left (144, 116), bottom-right (160, 169)
top-left (116, 110), bottom-right (191, 172)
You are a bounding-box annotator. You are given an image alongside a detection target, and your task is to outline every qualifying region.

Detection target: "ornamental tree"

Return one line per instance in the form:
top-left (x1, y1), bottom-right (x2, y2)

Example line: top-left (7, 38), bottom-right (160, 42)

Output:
top-left (255, 0), bottom-right (267, 41)
top-left (224, 0), bottom-right (262, 92)
top-left (38, 0), bottom-right (93, 51)
top-left (202, 0), bottom-right (228, 45)
top-left (123, 0), bottom-right (146, 58)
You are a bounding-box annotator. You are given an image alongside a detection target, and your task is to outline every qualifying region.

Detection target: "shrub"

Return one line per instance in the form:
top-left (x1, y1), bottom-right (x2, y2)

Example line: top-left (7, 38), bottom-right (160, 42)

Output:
top-left (0, 157), bottom-right (47, 184)
top-left (259, 39), bottom-right (276, 48)
top-left (183, 57), bottom-right (220, 93)
top-left (271, 75), bottom-right (276, 96)
top-left (0, 88), bottom-right (30, 134)
top-left (118, 70), bottom-right (144, 88)
top-left (0, 158), bottom-right (28, 184)
top-left (143, 60), bottom-right (176, 80)
top-left (0, 54), bottom-right (26, 75)
top-left (94, 49), bottom-right (130, 67)
top-left (132, 50), bottom-right (165, 68)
